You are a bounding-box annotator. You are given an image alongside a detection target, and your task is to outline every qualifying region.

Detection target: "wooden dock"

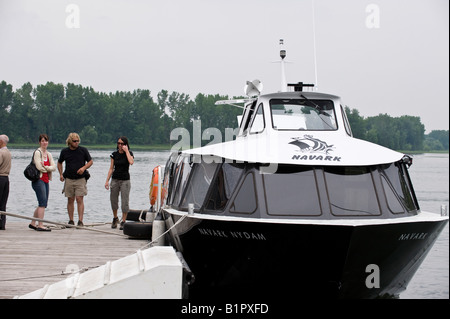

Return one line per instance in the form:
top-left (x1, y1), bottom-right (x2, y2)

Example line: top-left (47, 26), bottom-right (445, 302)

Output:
top-left (0, 221), bottom-right (150, 299)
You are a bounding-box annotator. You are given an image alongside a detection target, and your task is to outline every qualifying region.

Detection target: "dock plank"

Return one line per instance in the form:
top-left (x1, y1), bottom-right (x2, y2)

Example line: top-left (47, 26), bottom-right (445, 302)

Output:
top-left (0, 221), bottom-right (150, 299)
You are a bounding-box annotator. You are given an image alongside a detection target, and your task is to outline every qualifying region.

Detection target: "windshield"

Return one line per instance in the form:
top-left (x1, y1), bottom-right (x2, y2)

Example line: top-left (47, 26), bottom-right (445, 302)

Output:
top-left (270, 98), bottom-right (337, 131)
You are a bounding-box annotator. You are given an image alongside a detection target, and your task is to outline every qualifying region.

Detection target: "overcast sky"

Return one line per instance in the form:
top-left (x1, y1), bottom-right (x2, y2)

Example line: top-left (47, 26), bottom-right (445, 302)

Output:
top-left (1, 0), bottom-right (448, 133)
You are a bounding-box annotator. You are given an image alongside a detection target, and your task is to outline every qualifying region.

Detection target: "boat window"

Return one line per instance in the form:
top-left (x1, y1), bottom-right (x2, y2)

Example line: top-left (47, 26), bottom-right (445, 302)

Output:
top-left (263, 166), bottom-right (321, 216)
top-left (167, 155), bottom-right (184, 205)
top-left (230, 172), bottom-right (257, 214)
top-left (249, 103), bottom-right (265, 134)
top-left (324, 166), bottom-right (381, 216)
top-left (270, 99), bottom-right (337, 131)
top-left (379, 162), bottom-right (418, 213)
top-left (162, 154), bottom-right (177, 205)
top-left (181, 161), bottom-right (218, 210)
top-left (341, 105), bottom-right (352, 137)
top-left (172, 156), bottom-right (193, 207)
top-left (205, 163), bottom-right (244, 211)
top-left (223, 163), bottom-right (244, 197)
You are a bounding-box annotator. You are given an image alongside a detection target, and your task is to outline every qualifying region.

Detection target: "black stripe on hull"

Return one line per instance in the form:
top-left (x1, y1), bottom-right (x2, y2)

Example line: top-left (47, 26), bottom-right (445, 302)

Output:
top-left (169, 216), bottom-right (448, 299)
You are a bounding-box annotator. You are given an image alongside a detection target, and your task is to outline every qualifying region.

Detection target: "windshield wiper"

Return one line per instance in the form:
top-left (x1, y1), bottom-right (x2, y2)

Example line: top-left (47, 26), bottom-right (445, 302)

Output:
top-left (300, 94), bottom-right (331, 117)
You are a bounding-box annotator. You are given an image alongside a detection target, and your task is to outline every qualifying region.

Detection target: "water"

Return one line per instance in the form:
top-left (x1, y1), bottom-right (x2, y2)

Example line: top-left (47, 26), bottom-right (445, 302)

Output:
top-left (4, 149), bottom-right (449, 299)
top-left (399, 153), bottom-right (449, 299)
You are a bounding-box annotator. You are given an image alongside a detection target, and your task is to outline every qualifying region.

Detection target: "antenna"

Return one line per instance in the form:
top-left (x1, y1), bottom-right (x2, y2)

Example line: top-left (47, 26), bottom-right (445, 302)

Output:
top-left (311, 0), bottom-right (318, 90)
top-left (279, 39), bottom-right (287, 92)
top-left (279, 39), bottom-right (286, 59)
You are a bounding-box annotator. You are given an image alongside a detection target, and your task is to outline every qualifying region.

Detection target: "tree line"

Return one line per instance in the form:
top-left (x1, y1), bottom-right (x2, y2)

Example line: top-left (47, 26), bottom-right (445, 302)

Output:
top-left (345, 107), bottom-right (448, 151)
top-left (1, 80), bottom-right (448, 151)
top-left (0, 80), bottom-right (241, 146)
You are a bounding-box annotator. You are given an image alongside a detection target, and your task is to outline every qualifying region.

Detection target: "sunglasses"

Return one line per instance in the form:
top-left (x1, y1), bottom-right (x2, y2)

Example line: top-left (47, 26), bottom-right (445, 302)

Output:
top-left (72, 140), bottom-right (79, 143)
top-left (117, 142), bottom-right (125, 145)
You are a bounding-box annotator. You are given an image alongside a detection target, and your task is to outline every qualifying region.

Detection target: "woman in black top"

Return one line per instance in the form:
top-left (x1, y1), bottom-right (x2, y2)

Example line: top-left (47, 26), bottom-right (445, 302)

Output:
top-left (105, 136), bottom-right (134, 229)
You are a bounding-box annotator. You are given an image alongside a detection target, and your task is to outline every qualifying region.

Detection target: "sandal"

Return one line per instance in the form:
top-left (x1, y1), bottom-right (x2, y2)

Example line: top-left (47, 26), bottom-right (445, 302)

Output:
top-left (29, 224), bottom-right (37, 230)
top-left (35, 227), bottom-right (51, 232)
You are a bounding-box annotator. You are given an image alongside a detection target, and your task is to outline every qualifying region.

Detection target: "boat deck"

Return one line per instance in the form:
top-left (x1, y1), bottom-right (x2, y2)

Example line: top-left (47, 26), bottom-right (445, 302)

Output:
top-left (0, 221), bottom-right (149, 299)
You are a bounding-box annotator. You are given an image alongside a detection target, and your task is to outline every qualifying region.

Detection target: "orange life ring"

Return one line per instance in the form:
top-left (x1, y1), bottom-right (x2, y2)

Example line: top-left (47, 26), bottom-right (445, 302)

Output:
top-left (149, 166), bottom-right (159, 206)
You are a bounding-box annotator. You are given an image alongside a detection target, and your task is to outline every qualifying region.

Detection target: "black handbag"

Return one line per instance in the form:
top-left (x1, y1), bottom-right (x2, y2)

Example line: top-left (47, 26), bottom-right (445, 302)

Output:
top-left (23, 149), bottom-right (41, 182)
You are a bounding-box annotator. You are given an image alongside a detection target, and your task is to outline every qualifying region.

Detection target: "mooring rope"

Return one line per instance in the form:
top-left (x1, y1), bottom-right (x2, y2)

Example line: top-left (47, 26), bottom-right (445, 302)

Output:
top-left (141, 214), bottom-right (187, 250)
top-left (0, 210), bottom-right (128, 237)
top-left (2, 209), bottom-right (192, 250)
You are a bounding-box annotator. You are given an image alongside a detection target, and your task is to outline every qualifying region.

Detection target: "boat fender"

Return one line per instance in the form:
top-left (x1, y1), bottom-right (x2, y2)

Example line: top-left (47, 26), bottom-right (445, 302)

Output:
top-left (151, 213), bottom-right (166, 246)
top-left (149, 166), bottom-right (159, 206)
top-left (122, 221), bottom-right (153, 239)
top-left (126, 209), bottom-right (148, 222)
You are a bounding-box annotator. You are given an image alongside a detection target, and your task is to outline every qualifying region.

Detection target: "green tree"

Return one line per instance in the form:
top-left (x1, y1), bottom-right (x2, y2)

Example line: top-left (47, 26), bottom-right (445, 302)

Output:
top-left (33, 82), bottom-right (65, 142)
top-left (104, 91), bottom-right (130, 141)
top-left (397, 115), bottom-right (425, 150)
top-left (193, 93), bottom-right (242, 145)
top-left (80, 125), bottom-right (98, 144)
top-left (0, 80), bottom-right (13, 133)
top-left (344, 106), bottom-right (366, 139)
top-left (427, 130), bottom-right (449, 150)
top-left (130, 89), bottom-right (161, 145)
top-left (83, 87), bottom-right (109, 142)
top-left (366, 114), bottom-right (399, 149)
top-left (423, 137), bottom-right (444, 151)
top-left (62, 83), bottom-right (88, 139)
top-left (167, 91), bottom-right (194, 129)
top-left (24, 82), bottom-right (106, 144)
top-left (9, 82), bottom-right (34, 142)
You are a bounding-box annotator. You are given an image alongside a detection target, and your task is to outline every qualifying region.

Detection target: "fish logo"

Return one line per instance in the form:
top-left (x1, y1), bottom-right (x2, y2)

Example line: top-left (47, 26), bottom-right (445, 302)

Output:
top-left (289, 135), bottom-right (334, 154)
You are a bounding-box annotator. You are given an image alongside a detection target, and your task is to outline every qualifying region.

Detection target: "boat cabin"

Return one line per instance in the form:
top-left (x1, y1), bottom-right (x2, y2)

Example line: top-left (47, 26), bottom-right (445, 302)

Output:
top-left (162, 90), bottom-right (420, 221)
top-left (238, 91), bottom-right (348, 137)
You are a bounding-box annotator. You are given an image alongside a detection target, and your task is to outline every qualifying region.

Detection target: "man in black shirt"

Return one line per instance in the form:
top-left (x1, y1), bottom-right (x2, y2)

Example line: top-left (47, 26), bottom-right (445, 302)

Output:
top-left (57, 133), bottom-right (93, 226)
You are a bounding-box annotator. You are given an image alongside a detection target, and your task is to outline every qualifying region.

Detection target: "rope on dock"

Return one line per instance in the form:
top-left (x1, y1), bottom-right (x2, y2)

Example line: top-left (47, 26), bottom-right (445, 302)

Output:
top-left (0, 210), bottom-right (128, 237)
top-left (142, 214), bottom-right (187, 249)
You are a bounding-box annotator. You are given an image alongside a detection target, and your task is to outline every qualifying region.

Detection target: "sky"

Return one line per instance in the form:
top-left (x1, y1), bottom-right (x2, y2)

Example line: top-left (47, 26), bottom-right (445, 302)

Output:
top-left (0, 0), bottom-right (448, 133)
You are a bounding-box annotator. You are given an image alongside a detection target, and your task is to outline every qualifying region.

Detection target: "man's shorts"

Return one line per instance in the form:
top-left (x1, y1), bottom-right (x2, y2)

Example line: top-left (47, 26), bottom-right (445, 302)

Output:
top-left (63, 178), bottom-right (88, 197)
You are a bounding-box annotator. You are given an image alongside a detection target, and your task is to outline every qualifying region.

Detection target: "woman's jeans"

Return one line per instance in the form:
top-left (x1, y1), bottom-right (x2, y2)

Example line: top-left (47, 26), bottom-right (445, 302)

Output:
top-left (32, 179), bottom-right (49, 208)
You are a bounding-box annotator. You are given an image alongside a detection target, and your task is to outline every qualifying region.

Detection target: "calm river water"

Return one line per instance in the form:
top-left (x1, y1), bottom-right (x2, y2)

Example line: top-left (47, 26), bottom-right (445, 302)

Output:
top-left (4, 149), bottom-right (449, 299)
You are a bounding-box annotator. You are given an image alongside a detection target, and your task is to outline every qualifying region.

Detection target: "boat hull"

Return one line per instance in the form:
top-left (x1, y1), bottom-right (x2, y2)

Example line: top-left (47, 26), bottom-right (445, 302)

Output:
top-left (165, 212), bottom-right (448, 299)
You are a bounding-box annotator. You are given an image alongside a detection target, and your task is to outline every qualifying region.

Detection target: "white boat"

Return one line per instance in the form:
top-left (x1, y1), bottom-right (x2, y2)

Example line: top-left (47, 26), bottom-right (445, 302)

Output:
top-left (151, 41), bottom-right (448, 299)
